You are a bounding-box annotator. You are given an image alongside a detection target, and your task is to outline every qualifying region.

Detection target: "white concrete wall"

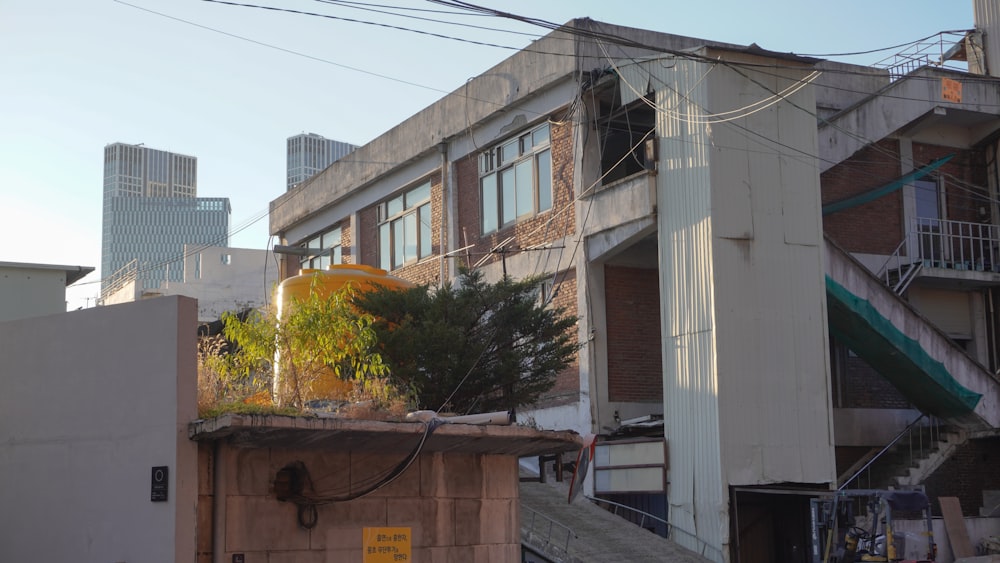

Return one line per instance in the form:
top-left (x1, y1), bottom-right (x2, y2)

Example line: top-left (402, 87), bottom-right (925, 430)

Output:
top-left (0, 265), bottom-right (68, 321)
top-left (0, 296), bottom-right (199, 563)
top-left (154, 246), bottom-right (278, 321)
top-left (654, 50), bottom-right (835, 560)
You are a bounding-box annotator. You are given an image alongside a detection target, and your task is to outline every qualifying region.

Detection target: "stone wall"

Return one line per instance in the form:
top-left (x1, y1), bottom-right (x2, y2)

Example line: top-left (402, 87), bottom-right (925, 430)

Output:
top-left (200, 443), bottom-right (522, 562)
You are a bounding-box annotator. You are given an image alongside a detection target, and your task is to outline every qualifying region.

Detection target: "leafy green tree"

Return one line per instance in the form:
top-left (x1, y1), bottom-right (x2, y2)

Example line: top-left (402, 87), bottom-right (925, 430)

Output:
top-left (354, 268), bottom-right (580, 414)
top-left (216, 278), bottom-right (390, 409)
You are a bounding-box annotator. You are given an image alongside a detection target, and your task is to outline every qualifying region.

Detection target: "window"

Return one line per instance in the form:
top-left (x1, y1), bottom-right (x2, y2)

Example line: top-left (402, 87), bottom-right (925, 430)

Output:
top-left (299, 226), bottom-right (343, 270)
top-left (480, 122), bottom-right (552, 234)
top-left (378, 181), bottom-right (432, 270)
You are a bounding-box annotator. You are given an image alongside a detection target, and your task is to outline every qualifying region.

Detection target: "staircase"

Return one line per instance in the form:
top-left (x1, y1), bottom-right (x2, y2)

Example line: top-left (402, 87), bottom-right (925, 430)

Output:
top-left (518, 470), bottom-right (712, 563)
top-left (838, 417), bottom-right (969, 490)
top-left (824, 236), bottom-right (1000, 430)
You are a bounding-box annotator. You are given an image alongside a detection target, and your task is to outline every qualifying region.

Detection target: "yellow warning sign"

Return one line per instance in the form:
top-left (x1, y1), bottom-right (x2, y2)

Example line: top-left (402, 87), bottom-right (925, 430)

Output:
top-left (942, 77), bottom-right (962, 103)
top-left (363, 527), bottom-right (412, 562)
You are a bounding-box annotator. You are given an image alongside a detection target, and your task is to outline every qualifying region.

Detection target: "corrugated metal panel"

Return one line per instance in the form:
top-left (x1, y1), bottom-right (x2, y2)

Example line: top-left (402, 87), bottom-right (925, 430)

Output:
top-left (974, 0), bottom-right (1000, 78)
top-left (656, 58), bottom-right (726, 562)
top-left (618, 60), bottom-right (651, 105)
top-left (705, 60), bottom-right (835, 488)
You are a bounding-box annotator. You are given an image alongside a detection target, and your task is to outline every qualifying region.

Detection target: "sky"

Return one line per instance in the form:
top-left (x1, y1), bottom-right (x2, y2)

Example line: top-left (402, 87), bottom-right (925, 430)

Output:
top-left (0, 0), bottom-right (975, 310)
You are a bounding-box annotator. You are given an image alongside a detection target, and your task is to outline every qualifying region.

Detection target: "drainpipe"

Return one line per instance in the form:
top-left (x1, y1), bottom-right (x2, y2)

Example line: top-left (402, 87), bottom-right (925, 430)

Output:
top-left (438, 141), bottom-right (449, 284)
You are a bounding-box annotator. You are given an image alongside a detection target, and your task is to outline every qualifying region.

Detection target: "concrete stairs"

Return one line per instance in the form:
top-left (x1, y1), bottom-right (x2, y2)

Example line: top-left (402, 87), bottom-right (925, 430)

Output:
top-left (840, 426), bottom-right (968, 490)
top-left (518, 475), bottom-right (711, 563)
top-left (824, 236), bottom-right (1000, 430)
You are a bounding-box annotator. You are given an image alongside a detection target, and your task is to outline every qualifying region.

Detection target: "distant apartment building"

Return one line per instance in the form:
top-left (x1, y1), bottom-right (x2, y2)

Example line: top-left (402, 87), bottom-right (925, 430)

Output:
top-left (101, 143), bottom-right (230, 301)
top-left (286, 133), bottom-right (357, 190)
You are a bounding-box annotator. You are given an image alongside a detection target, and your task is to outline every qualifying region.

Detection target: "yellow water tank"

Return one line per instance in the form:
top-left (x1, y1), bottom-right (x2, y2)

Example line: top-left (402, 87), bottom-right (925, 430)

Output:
top-left (274, 264), bottom-right (414, 405)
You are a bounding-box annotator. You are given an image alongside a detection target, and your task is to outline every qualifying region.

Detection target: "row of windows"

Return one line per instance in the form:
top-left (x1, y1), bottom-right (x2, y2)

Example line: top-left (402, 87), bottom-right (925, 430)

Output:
top-left (300, 226), bottom-right (343, 270)
top-left (295, 121), bottom-right (553, 272)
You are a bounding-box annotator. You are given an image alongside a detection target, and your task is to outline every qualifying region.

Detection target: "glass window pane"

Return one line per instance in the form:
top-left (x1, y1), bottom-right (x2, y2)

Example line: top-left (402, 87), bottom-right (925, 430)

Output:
top-left (537, 149), bottom-right (552, 212)
top-left (319, 255), bottom-right (330, 270)
top-left (393, 218), bottom-right (405, 268)
top-left (515, 160), bottom-right (533, 218)
top-left (501, 139), bottom-right (519, 165)
top-left (323, 227), bottom-right (341, 248)
top-left (521, 133), bottom-right (532, 152)
top-left (387, 194), bottom-right (404, 217)
top-left (403, 213), bottom-right (417, 264)
top-left (332, 245), bottom-right (342, 265)
top-left (481, 173), bottom-right (498, 234)
top-left (419, 204), bottom-right (431, 258)
top-left (407, 182), bottom-right (430, 207)
top-left (501, 167), bottom-right (516, 225)
top-left (379, 223), bottom-right (391, 270)
top-left (533, 123), bottom-right (550, 146)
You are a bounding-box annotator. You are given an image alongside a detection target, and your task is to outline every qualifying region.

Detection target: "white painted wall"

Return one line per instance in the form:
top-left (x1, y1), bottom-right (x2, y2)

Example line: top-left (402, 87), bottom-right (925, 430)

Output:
top-left (153, 245), bottom-right (279, 321)
top-left (651, 49), bottom-right (835, 561)
top-left (0, 264), bottom-right (69, 321)
top-left (0, 296), bottom-right (199, 563)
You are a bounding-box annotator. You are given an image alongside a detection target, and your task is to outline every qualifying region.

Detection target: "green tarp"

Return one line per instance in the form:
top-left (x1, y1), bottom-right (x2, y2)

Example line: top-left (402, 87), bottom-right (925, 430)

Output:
top-left (825, 275), bottom-right (981, 416)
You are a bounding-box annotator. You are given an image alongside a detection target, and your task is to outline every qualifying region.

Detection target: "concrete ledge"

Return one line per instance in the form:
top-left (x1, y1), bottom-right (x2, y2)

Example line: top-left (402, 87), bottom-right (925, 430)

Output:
top-left (189, 414), bottom-right (581, 456)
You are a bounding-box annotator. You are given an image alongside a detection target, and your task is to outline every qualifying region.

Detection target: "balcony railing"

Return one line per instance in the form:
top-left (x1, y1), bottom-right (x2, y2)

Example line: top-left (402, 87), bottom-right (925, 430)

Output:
top-left (912, 216), bottom-right (1000, 272)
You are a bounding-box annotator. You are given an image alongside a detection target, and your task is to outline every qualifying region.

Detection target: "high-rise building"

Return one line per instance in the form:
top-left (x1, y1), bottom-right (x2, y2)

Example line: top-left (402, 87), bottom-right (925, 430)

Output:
top-left (286, 133), bottom-right (357, 190)
top-left (101, 143), bottom-right (230, 299)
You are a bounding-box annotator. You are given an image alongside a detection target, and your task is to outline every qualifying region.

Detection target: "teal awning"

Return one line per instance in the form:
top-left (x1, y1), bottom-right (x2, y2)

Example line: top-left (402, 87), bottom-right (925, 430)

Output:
top-left (826, 275), bottom-right (981, 416)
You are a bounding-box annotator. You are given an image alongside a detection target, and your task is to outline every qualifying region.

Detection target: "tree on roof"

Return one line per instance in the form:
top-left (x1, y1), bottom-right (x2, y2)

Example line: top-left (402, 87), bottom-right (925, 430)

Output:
top-left (354, 267), bottom-right (580, 414)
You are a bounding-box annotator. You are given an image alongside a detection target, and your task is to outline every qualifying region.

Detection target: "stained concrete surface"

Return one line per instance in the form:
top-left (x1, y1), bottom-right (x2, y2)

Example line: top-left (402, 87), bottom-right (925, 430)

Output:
top-left (519, 474), bottom-right (713, 563)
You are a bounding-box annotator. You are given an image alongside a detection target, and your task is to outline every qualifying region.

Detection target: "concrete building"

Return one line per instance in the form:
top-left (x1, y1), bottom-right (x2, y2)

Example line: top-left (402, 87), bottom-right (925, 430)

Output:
top-left (286, 132), bottom-right (358, 191)
top-left (101, 142), bottom-right (231, 300)
top-left (269, 10), bottom-right (1000, 561)
top-left (102, 245), bottom-right (279, 322)
top-left (0, 261), bottom-right (93, 321)
top-left (0, 295), bottom-right (581, 562)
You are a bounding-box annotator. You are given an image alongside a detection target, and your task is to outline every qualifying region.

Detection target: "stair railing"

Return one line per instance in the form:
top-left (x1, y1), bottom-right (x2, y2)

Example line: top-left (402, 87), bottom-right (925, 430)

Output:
top-left (584, 495), bottom-right (724, 560)
top-left (876, 238), bottom-right (923, 294)
top-left (839, 413), bottom-right (927, 490)
top-left (522, 504), bottom-right (577, 558)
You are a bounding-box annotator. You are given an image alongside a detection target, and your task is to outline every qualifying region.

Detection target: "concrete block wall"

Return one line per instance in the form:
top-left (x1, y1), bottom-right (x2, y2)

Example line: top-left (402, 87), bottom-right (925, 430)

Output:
top-left (201, 444), bottom-right (522, 562)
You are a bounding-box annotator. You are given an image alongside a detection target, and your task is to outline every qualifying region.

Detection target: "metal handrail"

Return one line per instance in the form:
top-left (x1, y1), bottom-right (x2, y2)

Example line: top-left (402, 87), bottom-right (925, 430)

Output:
top-left (839, 413), bottom-right (927, 490)
top-left (521, 504), bottom-right (577, 557)
top-left (584, 495), bottom-right (724, 560)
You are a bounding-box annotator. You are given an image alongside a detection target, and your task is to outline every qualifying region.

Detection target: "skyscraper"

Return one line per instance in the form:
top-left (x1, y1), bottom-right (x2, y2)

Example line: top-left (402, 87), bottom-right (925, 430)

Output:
top-left (286, 133), bottom-right (357, 190)
top-left (101, 143), bottom-right (230, 299)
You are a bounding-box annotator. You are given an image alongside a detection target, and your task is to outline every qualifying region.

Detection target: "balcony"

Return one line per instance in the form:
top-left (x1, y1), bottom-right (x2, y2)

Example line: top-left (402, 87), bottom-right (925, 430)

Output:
top-left (880, 217), bottom-right (1000, 291)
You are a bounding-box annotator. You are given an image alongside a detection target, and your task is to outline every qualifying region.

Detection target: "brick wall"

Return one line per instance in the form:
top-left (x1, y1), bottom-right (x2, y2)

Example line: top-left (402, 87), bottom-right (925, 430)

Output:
top-left (922, 437), bottom-right (1000, 517)
top-left (357, 172), bottom-right (443, 287)
top-left (198, 443), bottom-right (522, 561)
top-left (822, 140), bottom-right (904, 255)
top-left (822, 141), bottom-right (989, 256)
top-left (341, 222), bottom-right (353, 264)
top-left (454, 119), bottom-right (576, 272)
top-left (535, 268), bottom-right (581, 409)
top-left (604, 265), bottom-right (662, 403)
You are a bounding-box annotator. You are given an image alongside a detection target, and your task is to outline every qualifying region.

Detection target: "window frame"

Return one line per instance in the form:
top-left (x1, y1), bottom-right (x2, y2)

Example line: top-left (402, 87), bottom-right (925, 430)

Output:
top-left (479, 122), bottom-right (553, 235)
top-left (299, 225), bottom-right (343, 270)
top-left (378, 180), bottom-right (433, 271)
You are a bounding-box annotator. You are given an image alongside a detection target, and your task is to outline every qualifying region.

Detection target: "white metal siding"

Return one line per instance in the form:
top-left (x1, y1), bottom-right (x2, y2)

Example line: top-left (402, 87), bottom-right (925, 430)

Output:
top-left (656, 58), bottom-right (727, 561)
